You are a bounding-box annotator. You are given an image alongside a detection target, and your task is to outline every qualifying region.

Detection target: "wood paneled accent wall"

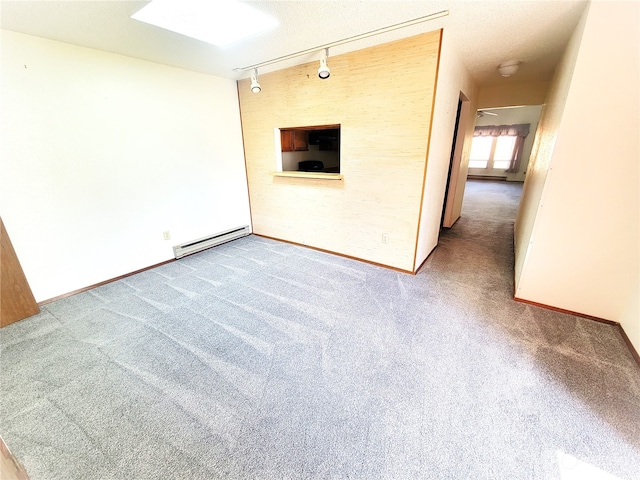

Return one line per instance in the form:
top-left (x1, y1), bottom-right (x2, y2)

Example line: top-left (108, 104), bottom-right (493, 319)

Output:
top-left (1, 217), bottom-right (39, 327)
top-left (238, 31), bottom-right (441, 271)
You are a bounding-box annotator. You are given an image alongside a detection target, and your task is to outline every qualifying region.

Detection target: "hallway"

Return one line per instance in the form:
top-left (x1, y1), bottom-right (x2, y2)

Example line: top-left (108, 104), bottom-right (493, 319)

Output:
top-left (423, 178), bottom-right (640, 477)
top-left (431, 178), bottom-right (523, 298)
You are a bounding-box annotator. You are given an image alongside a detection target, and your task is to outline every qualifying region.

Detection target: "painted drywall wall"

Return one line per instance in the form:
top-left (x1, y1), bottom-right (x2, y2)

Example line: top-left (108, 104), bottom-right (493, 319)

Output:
top-left (0, 30), bottom-right (251, 302)
top-left (477, 81), bottom-right (549, 109)
top-left (515, 1), bottom-right (640, 351)
top-left (514, 5), bottom-right (588, 290)
top-left (238, 31), bottom-right (441, 272)
top-left (414, 28), bottom-right (477, 269)
top-left (468, 105), bottom-right (542, 182)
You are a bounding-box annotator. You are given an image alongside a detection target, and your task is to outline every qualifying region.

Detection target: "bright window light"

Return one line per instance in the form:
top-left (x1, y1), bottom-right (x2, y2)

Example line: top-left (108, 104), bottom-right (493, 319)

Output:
top-left (494, 136), bottom-right (517, 161)
top-left (470, 136), bottom-right (493, 161)
top-left (469, 136), bottom-right (491, 168)
top-left (131, 0), bottom-right (279, 47)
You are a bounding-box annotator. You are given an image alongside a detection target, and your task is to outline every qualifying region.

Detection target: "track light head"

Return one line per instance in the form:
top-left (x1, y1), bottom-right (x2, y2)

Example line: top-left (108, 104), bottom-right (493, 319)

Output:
top-left (318, 48), bottom-right (330, 80)
top-left (250, 68), bottom-right (261, 93)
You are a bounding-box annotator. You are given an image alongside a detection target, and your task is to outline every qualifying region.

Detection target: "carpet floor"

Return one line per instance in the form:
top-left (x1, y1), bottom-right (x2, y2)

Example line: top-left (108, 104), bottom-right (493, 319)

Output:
top-left (1, 179), bottom-right (639, 480)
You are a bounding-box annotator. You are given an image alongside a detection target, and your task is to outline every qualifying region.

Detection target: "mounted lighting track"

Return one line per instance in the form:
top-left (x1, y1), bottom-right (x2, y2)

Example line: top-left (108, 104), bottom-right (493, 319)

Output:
top-left (234, 10), bottom-right (449, 73)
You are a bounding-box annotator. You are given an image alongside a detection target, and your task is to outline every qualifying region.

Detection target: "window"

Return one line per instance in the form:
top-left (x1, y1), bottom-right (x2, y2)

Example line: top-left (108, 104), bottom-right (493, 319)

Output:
top-left (469, 123), bottom-right (531, 173)
top-left (469, 124), bottom-right (530, 172)
top-left (469, 136), bottom-right (493, 168)
top-left (492, 136), bottom-right (517, 169)
top-left (469, 135), bottom-right (517, 170)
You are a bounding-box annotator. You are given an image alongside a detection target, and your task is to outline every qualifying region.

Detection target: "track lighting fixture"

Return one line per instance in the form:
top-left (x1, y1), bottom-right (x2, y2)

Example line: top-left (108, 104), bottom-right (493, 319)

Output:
top-left (318, 48), bottom-right (330, 80)
top-left (250, 68), bottom-right (261, 93)
top-left (235, 10), bottom-right (449, 88)
top-left (234, 10), bottom-right (449, 73)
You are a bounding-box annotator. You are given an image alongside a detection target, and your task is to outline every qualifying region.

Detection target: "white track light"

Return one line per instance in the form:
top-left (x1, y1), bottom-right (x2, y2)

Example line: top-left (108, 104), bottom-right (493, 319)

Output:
top-left (318, 48), bottom-right (330, 79)
top-left (250, 68), bottom-right (261, 93)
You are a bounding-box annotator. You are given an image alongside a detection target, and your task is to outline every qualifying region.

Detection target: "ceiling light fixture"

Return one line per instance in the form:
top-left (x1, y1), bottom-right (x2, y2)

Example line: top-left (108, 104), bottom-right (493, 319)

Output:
top-left (250, 69), bottom-right (261, 94)
top-left (318, 48), bottom-right (331, 79)
top-left (498, 60), bottom-right (520, 77)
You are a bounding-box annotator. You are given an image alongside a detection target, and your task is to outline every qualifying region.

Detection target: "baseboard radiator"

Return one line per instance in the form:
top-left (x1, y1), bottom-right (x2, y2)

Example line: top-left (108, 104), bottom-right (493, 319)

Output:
top-left (173, 225), bottom-right (250, 259)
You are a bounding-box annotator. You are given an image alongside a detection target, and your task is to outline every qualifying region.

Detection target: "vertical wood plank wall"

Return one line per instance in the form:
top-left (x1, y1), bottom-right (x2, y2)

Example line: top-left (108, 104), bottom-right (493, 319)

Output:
top-left (1, 218), bottom-right (39, 327)
top-left (238, 31), bottom-right (442, 271)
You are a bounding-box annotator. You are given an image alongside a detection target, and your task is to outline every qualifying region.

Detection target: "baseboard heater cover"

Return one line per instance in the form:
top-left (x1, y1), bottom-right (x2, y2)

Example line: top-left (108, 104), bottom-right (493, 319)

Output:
top-left (173, 225), bottom-right (250, 259)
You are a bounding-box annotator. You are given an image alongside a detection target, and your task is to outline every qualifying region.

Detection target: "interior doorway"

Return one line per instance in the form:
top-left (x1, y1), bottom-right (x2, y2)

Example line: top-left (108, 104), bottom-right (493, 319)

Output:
top-left (441, 92), bottom-right (471, 228)
top-left (442, 103), bottom-right (543, 229)
top-left (440, 98), bottom-right (463, 228)
top-left (467, 105), bottom-right (542, 183)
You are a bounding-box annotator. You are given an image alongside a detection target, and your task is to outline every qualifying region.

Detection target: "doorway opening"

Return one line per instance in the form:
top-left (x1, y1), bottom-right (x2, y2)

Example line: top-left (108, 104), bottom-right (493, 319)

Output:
top-left (441, 104), bottom-right (543, 230)
top-left (441, 92), bottom-right (470, 229)
top-left (441, 98), bottom-right (463, 228)
top-left (467, 105), bottom-right (542, 183)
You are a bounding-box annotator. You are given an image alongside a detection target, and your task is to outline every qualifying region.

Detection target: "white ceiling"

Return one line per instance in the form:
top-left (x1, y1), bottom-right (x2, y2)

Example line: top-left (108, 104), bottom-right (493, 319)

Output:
top-left (1, 0), bottom-right (588, 86)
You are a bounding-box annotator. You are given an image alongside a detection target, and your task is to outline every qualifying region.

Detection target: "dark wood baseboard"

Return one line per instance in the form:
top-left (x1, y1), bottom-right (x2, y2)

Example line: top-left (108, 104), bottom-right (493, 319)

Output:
top-left (514, 297), bottom-right (619, 325)
top-left (414, 242), bottom-right (441, 274)
top-left (616, 324), bottom-right (640, 368)
top-left (414, 256), bottom-right (430, 275)
top-left (40, 232), bottom-right (415, 306)
top-left (38, 258), bottom-right (176, 306)
top-left (514, 296), bottom-right (640, 369)
top-left (467, 175), bottom-right (507, 181)
top-left (253, 233), bottom-right (415, 275)
top-left (444, 215), bottom-right (462, 229)
top-left (466, 176), bottom-right (524, 183)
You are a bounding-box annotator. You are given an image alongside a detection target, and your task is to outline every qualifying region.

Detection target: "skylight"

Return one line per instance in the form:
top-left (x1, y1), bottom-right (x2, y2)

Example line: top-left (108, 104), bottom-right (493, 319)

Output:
top-left (131, 0), bottom-right (278, 47)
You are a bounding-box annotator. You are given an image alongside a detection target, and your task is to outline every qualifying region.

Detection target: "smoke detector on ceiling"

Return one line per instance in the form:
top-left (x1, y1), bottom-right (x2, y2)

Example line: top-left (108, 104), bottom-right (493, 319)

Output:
top-left (498, 60), bottom-right (520, 77)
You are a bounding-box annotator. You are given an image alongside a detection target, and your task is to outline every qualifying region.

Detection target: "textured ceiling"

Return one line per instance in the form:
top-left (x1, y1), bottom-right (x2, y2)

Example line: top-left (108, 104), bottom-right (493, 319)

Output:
top-left (1, 0), bottom-right (588, 86)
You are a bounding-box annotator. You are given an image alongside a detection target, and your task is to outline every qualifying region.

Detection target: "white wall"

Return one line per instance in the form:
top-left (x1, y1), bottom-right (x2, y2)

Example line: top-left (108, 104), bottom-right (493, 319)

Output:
top-left (414, 28), bottom-right (477, 269)
top-left (468, 105), bottom-right (542, 182)
top-left (514, 1), bottom-right (640, 351)
top-left (477, 81), bottom-right (548, 110)
top-left (514, 5), bottom-right (588, 291)
top-left (0, 30), bottom-right (251, 302)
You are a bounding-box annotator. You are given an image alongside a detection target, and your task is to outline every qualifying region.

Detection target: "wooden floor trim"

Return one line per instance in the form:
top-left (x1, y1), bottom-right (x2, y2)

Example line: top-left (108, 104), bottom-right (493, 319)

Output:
top-left (38, 258), bottom-right (176, 306)
top-left (616, 324), bottom-right (640, 368)
top-left (41, 233), bottom-right (416, 306)
top-left (514, 296), bottom-right (640, 368)
top-left (413, 242), bottom-right (440, 274)
top-left (253, 234), bottom-right (415, 275)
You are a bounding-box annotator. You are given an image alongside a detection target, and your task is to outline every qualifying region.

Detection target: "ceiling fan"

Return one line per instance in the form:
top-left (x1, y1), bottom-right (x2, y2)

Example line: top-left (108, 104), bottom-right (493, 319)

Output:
top-left (477, 110), bottom-right (499, 118)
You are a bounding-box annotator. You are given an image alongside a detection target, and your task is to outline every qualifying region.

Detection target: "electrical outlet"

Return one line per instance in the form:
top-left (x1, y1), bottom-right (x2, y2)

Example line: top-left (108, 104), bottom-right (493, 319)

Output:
top-left (163, 231), bottom-right (171, 241)
top-left (382, 233), bottom-right (389, 244)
